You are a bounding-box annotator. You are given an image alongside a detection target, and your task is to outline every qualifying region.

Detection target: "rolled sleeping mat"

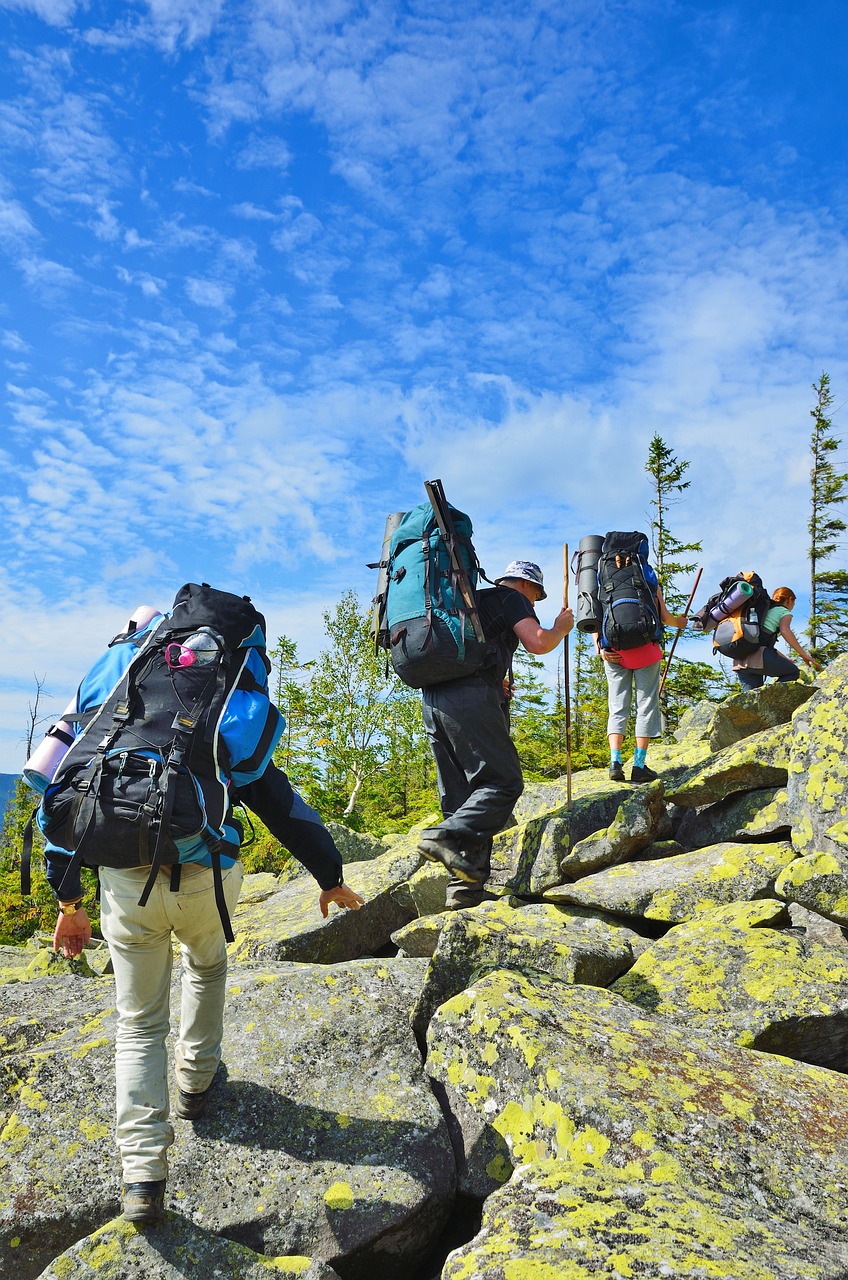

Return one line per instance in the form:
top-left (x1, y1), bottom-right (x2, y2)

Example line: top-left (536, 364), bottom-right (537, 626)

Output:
top-left (572, 534), bottom-right (604, 632)
top-left (23, 604), bottom-right (164, 794)
top-left (23, 698), bottom-right (77, 794)
top-left (125, 604), bottom-right (162, 634)
top-left (708, 580), bottom-right (753, 624)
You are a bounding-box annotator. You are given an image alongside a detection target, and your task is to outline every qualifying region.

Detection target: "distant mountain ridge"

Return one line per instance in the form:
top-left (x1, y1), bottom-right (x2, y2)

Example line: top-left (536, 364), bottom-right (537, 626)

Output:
top-left (0, 774), bottom-right (19, 819)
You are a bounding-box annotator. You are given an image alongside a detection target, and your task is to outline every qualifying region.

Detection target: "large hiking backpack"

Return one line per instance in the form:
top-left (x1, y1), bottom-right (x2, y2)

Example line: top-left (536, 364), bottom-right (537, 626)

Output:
top-left (597, 532), bottom-right (661, 650)
top-left (36, 583), bottom-right (284, 939)
top-left (377, 501), bottom-right (490, 687)
top-left (693, 572), bottom-right (776, 659)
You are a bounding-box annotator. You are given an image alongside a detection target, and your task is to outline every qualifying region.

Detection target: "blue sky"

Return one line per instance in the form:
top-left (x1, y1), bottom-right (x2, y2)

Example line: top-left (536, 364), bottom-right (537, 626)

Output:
top-left (2, 0), bottom-right (847, 773)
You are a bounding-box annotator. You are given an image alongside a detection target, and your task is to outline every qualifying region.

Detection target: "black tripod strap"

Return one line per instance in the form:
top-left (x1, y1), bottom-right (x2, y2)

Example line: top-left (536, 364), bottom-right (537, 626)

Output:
top-left (21, 808), bottom-right (37, 896)
top-left (137, 752), bottom-right (182, 908)
top-left (210, 842), bottom-right (234, 943)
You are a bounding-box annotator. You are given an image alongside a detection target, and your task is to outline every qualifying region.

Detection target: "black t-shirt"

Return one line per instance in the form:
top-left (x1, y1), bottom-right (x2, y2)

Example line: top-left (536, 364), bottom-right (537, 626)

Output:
top-left (475, 586), bottom-right (538, 684)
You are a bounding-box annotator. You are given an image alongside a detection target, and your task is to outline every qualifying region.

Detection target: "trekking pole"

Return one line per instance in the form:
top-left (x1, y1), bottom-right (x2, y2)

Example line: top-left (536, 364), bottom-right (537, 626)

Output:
top-left (658, 567), bottom-right (702, 698)
top-left (563, 543), bottom-right (572, 809)
top-left (424, 479), bottom-right (486, 642)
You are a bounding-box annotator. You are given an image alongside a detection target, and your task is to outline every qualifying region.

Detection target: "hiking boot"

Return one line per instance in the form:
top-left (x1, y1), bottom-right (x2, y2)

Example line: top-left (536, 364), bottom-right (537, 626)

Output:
top-left (417, 834), bottom-right (481, 884)
top-left (175, 1086), bottom-right (210, 1120)
top-left (122, 1181), bottom-right (165, 1223)
top-left (446, 885), bottom-right (497, 910)
top-left (608, 761), bottom-right (625, 782)
top-left (630, 764), bottom-right (659, 784)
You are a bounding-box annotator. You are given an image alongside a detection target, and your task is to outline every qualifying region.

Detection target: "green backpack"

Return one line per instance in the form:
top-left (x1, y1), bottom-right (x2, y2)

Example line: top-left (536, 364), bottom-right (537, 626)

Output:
top-left (377, 501), bottom-right (490, 688)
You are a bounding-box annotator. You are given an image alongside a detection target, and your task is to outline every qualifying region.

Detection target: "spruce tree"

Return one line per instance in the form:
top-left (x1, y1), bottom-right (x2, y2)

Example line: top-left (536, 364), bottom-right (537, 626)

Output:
top-left (644, 434), bottom-right (734, 727)
top-left (808, 373), bottom-right (848, 661)
top-left (645, 434), bottom-right (700, 614)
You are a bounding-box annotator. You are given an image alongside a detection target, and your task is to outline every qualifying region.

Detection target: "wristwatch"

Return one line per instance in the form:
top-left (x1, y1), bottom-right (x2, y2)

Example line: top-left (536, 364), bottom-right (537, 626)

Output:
top-left (58, 899), bottom-right (83, 916)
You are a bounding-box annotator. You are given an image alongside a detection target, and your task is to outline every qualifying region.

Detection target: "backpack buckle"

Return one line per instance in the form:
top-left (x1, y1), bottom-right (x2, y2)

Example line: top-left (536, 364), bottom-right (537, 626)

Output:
top-left (171, 713), bottom-right (197, 732)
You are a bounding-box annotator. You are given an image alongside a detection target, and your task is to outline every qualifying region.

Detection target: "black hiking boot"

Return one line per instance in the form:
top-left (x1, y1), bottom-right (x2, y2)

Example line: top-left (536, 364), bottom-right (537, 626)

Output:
top-left (175, 1086), bottom-right (210, 1120)
top-left (417, 833), bottom-right (481, 884)
top-left (630, 764), bottom-right (659, 784)
top-left (122, 1181), bottom-right (165, 1223)
top-left (608, 760), bottom-right (625, 782)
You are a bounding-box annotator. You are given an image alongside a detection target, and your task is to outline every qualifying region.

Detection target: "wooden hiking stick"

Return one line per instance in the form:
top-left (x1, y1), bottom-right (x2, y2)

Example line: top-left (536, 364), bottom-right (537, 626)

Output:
top-left (563, 543), bottom-right (572, 808)
top-left (658, 567), bottom-right (702, 697)
top-left (424, 478), bottom-right (486, 642)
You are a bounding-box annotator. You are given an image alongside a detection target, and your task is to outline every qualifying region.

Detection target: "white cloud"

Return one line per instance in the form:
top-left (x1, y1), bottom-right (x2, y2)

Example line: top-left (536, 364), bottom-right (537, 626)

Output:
top-left (0, 0), bottom-right (81, 25)
top-left (184, 276), bottom-right (233, 309)
top-left (1, 329), bottom-right (30, 352)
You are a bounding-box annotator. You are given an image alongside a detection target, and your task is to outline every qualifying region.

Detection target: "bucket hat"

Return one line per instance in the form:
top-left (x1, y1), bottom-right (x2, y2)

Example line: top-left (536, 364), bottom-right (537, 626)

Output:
top-left (494, 560), bottom-right (547, 600)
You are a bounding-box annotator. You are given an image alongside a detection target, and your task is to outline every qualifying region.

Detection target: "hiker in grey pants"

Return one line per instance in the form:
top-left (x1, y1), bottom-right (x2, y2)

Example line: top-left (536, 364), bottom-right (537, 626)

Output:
top-left (419, 560), bottom-right (573, 908)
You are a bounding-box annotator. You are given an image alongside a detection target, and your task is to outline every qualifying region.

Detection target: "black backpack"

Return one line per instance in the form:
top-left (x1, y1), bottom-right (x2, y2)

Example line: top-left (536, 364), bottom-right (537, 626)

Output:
top-left (37, 583), bottom-right (282, 940)
top-left (597, 532), bottom-right (661, 650)
top-left (693, 573), bottom-right (776, 659)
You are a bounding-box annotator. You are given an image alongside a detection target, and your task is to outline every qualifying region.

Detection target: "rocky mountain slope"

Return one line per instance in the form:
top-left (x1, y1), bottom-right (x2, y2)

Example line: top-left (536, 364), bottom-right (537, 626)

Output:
top-left (4, 659), bottom-right (848, 1279)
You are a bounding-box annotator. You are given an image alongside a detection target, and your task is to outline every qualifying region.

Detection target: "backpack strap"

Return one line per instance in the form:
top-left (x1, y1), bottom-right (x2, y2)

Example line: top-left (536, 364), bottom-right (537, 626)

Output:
top-left (421, 533), bottom-right (434, 648)
top-left (20, 807), bottom-right (39, 896)
top-left (137, 721), bottom-right (196, 907)
top-left (209, 838), bottom-right (234, 943)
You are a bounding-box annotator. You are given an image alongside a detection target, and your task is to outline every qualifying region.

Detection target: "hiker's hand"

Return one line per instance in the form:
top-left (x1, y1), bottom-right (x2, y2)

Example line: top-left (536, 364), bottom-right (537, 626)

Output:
top-left (601, 649), bottom-right (622, 665)
top-left (53, 908), bottom-right (92, 958)
top-left (502, 678), bottom-right (514, 701)
top-left (320, 884), bottom-right (366, 917)
top-left (555, 606), bottom-right (574, 635)
top-left (805, 656), bottom-right (824, 671)
top-left (675, 614), bottom-right (688, 630)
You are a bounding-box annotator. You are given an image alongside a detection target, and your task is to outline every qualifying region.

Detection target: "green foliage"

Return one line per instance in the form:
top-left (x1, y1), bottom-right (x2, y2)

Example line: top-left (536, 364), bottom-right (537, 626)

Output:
top-left (645, 433), bottom-right (701, 613)
top-left (643, 433), bottom-right (726, 730)
top-left (267, 592), bottom-right (439, 836)
top-left (0, 778), bottom-right (101, 944)
top-left (808, 372), bottom-right (848, 660)
top-left (510, 648), bottom-right (567, 779)
top-left (569, 630), bottom-right (616, 768)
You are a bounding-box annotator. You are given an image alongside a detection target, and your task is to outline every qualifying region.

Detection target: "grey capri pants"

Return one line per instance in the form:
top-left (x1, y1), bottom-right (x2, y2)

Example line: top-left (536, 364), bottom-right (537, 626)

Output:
top-left (604, 659), bottom-right (663, 739)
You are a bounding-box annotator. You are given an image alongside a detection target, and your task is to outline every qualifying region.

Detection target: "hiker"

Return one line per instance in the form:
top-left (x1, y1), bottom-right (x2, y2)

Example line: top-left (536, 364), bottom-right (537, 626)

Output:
top-left (417, 560), bottom-right (573, 909)
top-left (38, 588), bottom-right (363, 1226)
top-left (594, 534), bottom-right (687, 783)
top-left (732, 587), bottom-right (821, 689)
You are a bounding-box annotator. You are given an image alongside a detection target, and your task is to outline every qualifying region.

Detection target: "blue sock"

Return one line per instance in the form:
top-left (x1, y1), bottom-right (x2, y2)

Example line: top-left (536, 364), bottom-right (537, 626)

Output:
top-left (610, 748), bottom-right (622, 764)
top-left (634, 747), bottom-right (647, 768)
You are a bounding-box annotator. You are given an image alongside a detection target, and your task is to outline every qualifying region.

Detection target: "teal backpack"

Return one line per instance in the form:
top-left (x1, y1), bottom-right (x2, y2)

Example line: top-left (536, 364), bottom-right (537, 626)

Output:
top-left (377, 501), bottom-right (490, 688)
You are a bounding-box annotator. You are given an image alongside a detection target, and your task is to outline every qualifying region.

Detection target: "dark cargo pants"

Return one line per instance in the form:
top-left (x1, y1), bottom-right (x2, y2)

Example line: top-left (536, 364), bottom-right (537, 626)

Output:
top-left (421, 676), bottom-right (524, 903)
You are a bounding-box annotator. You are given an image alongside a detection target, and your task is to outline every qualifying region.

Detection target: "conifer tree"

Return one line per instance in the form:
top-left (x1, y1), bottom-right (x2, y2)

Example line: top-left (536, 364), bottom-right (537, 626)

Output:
top-left (808, 373), bottom-right (848, 661)
top-left (644, 434), bottom-right (734, 727)
top-left (645, 434), bottom-right (700, 614)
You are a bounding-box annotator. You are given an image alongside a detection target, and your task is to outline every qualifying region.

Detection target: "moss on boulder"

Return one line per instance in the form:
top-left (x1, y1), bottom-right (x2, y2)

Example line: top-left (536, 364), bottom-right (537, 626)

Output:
top-left (1, 961), bottom-right (452, 1280)
top-left (391, 914), bottom-right (447, 958)
top-left (673, 786), bottom-right (790, 851)
top-left (441, 1158), bottom-right (848, 1280)
top-left (666, 722), bottom-right (791, 809)
top-left (426, 967), bottom-right (848, 1235)
top-left (489, 774), bottom-right (633, 896)
top-left (774, 848), bottom-right (848, 925)
top-left (411, 899), bottom-right (634, 1037)
top-left (786, 655), bottom-right (848, 876)
top-left (675, 682), bottom-right (814, 752)
top-left (613, 901), bottom-right (848, 1069)
top-left (230, 843), bottom-right (422, 963)
top-left (390, 862), bottom-right (450, 919)
top-left (544, 840), bottom-right (797, 923)
top-left (560, 779), bottom-right (671, 878)
top-left (34, 1212), bottom-right (343, 1279)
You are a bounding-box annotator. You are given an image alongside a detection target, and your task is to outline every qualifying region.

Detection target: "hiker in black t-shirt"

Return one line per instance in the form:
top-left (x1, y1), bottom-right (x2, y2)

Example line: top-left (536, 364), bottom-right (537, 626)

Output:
top-left (418, 560), bottom-right (573, 908)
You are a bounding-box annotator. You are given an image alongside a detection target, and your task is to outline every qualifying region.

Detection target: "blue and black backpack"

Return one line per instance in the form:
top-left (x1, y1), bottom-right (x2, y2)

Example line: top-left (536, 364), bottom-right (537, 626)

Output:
top-left (35, 583), bottom-right (284, 940)
top-left (375, 501), bottom-right (490, 687)
top-left (597, 531), bottom-right (662, 651)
